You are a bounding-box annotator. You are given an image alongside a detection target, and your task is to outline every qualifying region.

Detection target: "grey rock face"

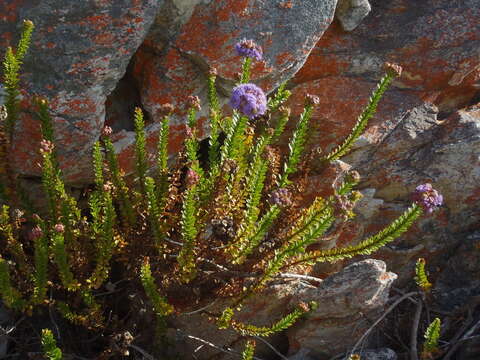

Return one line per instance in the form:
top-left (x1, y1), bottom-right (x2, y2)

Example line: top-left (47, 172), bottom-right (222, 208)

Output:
top-left (287, 259), bottom-right (397, 358)
top-left (336, 0), bottom-right (372, 31)
top-left (0, 0), bottom-right (163, 182)
top-left (360, 348), bottom-right (398, 360)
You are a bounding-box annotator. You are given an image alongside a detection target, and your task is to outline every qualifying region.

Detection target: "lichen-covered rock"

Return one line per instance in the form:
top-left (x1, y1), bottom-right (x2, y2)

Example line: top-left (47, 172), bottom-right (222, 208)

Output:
top-left (287, 259), bottom-right (397, 358)
top-left (285, 0), bottom-right (480, 281)
top-left (110, 0), bottom-right (338, 175)
top-left (0, 0), bottom-right (163, 182)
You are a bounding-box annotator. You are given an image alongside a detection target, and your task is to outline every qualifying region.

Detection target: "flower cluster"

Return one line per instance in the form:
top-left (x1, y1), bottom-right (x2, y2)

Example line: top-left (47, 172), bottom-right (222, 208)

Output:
top-left (235, 39), bottom-right (263, 61)
top-left (230, 83), bottom-right (267, 119)
top-left (412, 183), bottom-right (443, 213)
top-left (270, 188), bottom-right (292, 208)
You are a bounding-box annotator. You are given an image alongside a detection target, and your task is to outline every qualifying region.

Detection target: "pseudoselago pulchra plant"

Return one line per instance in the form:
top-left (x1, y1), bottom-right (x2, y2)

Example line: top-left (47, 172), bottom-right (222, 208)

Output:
top-left (0, 23), bottom-right (444, 358)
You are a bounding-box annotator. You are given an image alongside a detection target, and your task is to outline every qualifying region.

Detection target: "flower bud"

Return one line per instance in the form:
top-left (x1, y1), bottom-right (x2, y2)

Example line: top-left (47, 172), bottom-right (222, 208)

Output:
top-left (54, 223), bottom-right (65, 233)
top-left (39, 139), bottom-right (54, 154)
top-left (209, 67), bottom-right (218, 77)
top-left (235, 39), bottom-right (263, 61)
top-left (186, 95), bottom-right (201, 111)
top-left (159, 103), bottom-right (175, 117)
top-left (305, 94), bottom-right (320, 106)
top-left (384, 62), bottom-right (403, 78)
top-left (29, 225), bottom-right (43, 240)
top-left (102, 126), bottom-right (113, 137)
top-left (186, 169), bottom-right (200, 187)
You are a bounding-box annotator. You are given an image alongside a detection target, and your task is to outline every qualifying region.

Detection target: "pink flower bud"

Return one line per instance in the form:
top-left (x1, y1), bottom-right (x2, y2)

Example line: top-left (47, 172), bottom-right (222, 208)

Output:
top-left (54, 223), bottom-right (65, 233)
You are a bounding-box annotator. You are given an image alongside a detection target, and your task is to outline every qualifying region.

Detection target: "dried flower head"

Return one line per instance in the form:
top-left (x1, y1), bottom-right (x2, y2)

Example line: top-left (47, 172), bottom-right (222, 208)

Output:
top-left (222, 159), bottom-right (238, 175)
top-left (211, 216), bottom-right (236, 239)
top-left (186, 168), bottom-right (200, 187)
top-left (411, 183), bottom-right (443, 213)
top-left (39, 139), bottom-right (54, 154)
top-left (305, 94), bottom-right (320, 106)
top-left (235, 39), bottom-right (263, 61)
top-left (209, 67), bottom-right (218, 77)
top-left (186, 95), bottom-right (201, 111)
top-left (384, 62), bottom-right (403, 78)
top-left (159, 103), bottom-right (175, 117)
top-left (279, 105), bottom-right (291, 117)
top-left (102, 126), bottom-right (113, 137)
top-left (270, 188), bottom-right (292, 208)
top-left (230, 83), bottom-right (267, 119)
top-left (54, 223), bottom-right (65, 233)
top-left (29, 225), bottom-right (43, 241)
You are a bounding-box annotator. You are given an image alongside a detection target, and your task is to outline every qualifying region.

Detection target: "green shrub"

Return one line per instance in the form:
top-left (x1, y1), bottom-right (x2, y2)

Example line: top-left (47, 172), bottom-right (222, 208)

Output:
top-left (0, 22), bottom-right (442, 358)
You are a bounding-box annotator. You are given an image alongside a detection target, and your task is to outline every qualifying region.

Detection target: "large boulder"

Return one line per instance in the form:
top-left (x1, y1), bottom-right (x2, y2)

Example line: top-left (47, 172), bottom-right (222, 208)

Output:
top-left (0, 0), bottom-right (162, 183)
top-left (166, 259), bottom-right (396, 360)
top-left (111, 0), bottom-right (339, 174)
top-left (285, 0), bottom-right (480, 281)
top-left (287, 259), bottom-right (397, 358)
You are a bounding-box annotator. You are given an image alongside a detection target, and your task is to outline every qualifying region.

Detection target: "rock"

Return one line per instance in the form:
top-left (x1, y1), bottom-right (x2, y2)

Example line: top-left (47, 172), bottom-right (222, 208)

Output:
top-left (0, 303), bottom-right (13, 357)
top-left (359, 348), bottom-right (398, 360)
top-left (0, 0), bottom-right (163, 183)
top-left (111, 0), bottom-right (339, 175)
top-left (434, 231), bottom-right (480, 312)
top-left (167, 280), bottom-right (308, 360)
top-left (336, 0), bottom-right (372, 31)
top-left (285, 0), bottom-right (480, 283)
top-left (287, 259), bottom-right (397, 358)
top-left (166, 259), bottom-right (396, 360)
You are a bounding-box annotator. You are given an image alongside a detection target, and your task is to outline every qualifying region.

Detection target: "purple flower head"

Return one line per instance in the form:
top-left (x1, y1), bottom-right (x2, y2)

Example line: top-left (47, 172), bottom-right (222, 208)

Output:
top-left (411, 183), bottom-right (443, 213)
top-left (230, 83), bottom-right (267, 119)
top-left (235, 39), bottom-right (263, 61)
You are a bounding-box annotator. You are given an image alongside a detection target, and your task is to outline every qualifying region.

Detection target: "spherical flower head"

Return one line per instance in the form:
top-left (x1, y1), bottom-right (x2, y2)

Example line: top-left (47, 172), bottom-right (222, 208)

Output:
top-left (235, 39), bottom-right (263, 61)
top-left (230, 83), bottom-right (267, 119)
top-left (270, 188), bottom-right (292, 208)
top-left (411, 183), bottom-right (443, 213)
